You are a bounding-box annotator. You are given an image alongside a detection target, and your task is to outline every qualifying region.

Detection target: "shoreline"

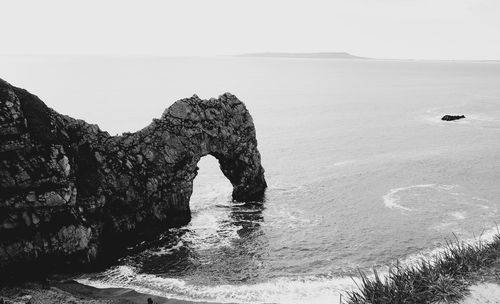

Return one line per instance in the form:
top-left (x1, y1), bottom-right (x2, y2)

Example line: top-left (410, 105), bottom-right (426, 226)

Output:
top-left (3, 233), bottom-right (500, 304)
top-left (344, 233), bottom-right (500, 303)
top-left (0, 280), bottom-right (218, 304)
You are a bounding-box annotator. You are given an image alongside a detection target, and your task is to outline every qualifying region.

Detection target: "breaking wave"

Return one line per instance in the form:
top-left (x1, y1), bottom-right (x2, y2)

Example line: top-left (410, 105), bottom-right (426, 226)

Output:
top-left (77, 267), bottom-right (356, 304)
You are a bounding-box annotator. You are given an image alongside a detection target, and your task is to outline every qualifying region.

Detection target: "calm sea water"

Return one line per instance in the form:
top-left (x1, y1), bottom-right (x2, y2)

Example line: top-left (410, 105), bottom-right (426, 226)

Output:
top-left (2, 56), bottom-right (500, 303)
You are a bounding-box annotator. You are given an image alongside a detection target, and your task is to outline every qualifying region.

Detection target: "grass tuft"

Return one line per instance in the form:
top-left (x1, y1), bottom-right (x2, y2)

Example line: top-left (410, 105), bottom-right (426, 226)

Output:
top-left (344, 234), bottom-right (500, 304)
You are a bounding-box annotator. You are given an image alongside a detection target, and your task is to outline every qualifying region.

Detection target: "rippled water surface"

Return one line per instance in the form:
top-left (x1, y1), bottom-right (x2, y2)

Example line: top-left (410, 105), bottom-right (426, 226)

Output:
top-left (2, 57), bottom-right (500, 303)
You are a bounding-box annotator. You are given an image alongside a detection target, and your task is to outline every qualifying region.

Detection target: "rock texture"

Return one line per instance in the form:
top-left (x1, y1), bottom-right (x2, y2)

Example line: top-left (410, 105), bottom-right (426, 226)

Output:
top-left (0, 79), bottom-right (266, 277)
top-left (441, 115), bottom-right (466, 121)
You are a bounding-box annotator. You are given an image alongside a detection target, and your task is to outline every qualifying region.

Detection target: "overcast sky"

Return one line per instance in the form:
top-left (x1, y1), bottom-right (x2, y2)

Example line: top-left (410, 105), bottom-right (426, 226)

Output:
top-left (1, 0), bottom-right (499, 60)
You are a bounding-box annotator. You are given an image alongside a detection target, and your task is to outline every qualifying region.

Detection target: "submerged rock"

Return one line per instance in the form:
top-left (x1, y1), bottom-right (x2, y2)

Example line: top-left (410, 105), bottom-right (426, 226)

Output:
top-left (0, 78), bottom-right (267, 277)
top-left (441, 115), bottom-right (466, 121)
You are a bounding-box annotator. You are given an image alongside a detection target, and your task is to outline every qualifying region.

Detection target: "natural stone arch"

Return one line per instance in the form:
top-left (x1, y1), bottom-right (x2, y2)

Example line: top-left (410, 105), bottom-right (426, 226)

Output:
top-left (156, 93), bottom-right (267, 203)
top-left (0, 79), bottom-right (267, 276)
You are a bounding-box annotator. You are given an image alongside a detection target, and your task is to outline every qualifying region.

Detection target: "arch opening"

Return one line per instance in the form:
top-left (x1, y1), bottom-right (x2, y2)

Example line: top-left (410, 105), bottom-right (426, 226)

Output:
top-left (190, 155), bottom-right (233, 211)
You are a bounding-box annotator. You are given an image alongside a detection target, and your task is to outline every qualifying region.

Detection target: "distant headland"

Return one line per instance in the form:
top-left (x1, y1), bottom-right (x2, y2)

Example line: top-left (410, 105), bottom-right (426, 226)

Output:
top-left (237, 52), bottom-right (367, 59)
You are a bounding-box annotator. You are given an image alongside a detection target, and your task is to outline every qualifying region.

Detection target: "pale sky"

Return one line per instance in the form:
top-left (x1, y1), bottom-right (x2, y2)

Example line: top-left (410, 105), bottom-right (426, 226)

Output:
top-left (1, 0), bottom-right (499, 60)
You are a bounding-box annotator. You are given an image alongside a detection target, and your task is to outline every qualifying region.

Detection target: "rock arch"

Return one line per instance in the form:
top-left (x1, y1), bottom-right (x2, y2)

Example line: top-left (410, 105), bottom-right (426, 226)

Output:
top-left (0, 79), bottom-right (267, 275)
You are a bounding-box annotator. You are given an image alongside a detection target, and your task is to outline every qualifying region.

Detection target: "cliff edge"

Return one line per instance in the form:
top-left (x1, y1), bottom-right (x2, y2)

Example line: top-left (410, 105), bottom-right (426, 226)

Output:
top-left (0, 79), bottom-right (267, 278)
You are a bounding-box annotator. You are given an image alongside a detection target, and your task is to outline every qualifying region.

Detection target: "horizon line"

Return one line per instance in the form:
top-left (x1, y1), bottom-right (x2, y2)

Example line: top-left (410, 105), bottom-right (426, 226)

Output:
top-left (0, 52), bottom-right (499, 62)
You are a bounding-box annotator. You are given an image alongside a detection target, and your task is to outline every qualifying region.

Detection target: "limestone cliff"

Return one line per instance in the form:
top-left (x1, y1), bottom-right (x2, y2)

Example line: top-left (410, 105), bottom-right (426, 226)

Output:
top-left (0, 78), bottom-right (267, 277)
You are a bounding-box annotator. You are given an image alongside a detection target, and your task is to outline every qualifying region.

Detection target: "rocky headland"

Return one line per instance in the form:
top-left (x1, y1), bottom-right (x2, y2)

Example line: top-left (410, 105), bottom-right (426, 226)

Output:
top-left (239, 52), bottom-right (366, 59)
top-left (0, 78), bottom-right (267, 279)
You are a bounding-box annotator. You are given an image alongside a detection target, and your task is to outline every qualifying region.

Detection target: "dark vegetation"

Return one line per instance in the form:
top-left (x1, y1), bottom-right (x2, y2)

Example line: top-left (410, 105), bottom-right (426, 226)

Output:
top-left (345, 233), bottom-right (500, 304)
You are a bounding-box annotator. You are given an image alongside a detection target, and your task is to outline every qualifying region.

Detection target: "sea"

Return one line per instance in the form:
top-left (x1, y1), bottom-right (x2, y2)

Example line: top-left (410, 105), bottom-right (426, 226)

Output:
top-left (1, 56), bottom-right (500, 303)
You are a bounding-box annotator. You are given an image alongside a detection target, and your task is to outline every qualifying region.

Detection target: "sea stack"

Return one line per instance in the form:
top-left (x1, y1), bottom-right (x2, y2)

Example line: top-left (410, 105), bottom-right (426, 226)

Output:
top-left (0, 78), bottom-right (267, 277)
top-left (441, 115), bottom-right (466, 121)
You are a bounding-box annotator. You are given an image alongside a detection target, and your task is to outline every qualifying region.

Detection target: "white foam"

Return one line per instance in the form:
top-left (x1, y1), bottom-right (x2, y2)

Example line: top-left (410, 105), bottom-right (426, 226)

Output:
top-left (149, 241), bottom-right (184, 256)
top-left (181, 209), bottom-right (242, 251)
top-left (383, 184), bottom-right (432, 211)
top-left (78, 225), bottom-right (500, 304)
top-left (450, 211), bottom-right (466, 220)
top-left (332, 160), bottom-right (356, 167)
top-left (399, 226), bottom-right (500, 268)
top-left (77, 266), bottom-right (356, 304)
top-left (382, 184), bottom-right (459, 212)
top-left (436, 184), bottom-right (458, 191)
top-left (189, 184), bottom-right (232, 213)
top-left (351, 225), bottom-right (500, 292)
top-left (472, 197), bottom-right (491, 203)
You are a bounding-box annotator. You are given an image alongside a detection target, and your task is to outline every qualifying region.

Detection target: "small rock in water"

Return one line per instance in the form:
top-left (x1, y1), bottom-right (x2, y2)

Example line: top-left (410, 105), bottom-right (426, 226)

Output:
top-left (441, 114), bottom-right (466, 121)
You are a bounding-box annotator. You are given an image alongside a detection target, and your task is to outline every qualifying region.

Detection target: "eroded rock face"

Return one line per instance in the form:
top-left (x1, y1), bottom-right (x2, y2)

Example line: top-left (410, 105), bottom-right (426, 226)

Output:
top-left (0, 78), bottom-right (266, 276)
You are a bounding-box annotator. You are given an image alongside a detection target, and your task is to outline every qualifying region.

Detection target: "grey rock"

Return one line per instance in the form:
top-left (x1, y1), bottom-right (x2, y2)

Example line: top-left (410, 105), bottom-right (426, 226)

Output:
top-left (0, 78), bottom-right (267, 275)
top-left (441, 114), bottom-right (466, 121)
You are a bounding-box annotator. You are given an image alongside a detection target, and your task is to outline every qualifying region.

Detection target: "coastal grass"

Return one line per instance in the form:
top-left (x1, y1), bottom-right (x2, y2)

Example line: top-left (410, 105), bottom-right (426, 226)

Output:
top-left (345, 233), bottom-right (500, 304)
